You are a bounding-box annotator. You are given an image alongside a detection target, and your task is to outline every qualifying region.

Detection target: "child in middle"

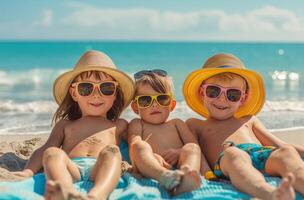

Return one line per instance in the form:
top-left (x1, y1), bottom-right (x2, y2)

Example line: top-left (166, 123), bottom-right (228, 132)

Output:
top-left (128, 69), bottom-right (205, 196)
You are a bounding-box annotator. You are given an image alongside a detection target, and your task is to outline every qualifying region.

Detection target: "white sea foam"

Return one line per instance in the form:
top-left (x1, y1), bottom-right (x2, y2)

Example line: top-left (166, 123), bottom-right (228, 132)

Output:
top-left (0, 100), bottom-right (57, 113)
top-left (0, 68), bottom-right (68, 87)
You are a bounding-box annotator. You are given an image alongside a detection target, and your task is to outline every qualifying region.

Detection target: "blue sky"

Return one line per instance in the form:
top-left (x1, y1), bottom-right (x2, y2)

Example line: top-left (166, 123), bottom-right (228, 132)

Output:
top-left (1, 0), bottom-right (304, 41)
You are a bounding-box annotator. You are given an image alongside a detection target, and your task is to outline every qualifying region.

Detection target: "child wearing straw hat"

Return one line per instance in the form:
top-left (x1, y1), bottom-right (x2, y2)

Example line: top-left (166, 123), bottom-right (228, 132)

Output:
top-left (183, 53), bottom-right (304, 199)
top-left (11, 50), bottom-right (135, 200)
top-left (128, 69), bottom-right (206, 196)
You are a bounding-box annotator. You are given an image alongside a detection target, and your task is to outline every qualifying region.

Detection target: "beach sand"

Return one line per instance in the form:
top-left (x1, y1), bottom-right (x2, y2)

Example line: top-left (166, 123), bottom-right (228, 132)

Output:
top-left (0, 129), bottom-right (303, 181)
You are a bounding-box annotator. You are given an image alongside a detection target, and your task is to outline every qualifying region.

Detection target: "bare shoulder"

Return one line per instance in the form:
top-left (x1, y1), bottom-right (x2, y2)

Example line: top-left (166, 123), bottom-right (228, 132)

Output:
top-left (240, 115), bottom-right (259, 125)
top-left (128, 118), bottom-right (142, 132)
top-left (186, 118), bottom-right (205, 128)
top-left (54, 118), bottom-right (71, 129)
top-left (51, 119), bottom-right (71, 135)
top-left (45, 119), bottom-right (71, 146)
top-left (115, 118), bottom-right (128, 128)
top-left (128, 118), bottom-right (141, 126)
top-left (170, 118), bottom-right (185, 125)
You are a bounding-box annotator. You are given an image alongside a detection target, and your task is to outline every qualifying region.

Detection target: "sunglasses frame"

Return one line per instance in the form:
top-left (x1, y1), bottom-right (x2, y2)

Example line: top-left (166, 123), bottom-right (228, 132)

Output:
top-left (71, 81), bottom-right (118, 97)
top-left (134, 94), bottom-right (173, 108)
top-left (201, 83), bottom-right (245, 102)
top-left (134, 69), bottom-right (167, 80)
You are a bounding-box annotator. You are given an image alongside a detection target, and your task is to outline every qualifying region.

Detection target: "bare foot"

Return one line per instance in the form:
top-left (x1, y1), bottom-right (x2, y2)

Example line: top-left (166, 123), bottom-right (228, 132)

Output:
top-left (44, 180), bottom-right (94, 200)
top-left (270, 173), bottom-right (295, 200)
top-left (159, 170), bottom-right (183, 190)
top-left (44, 180), bottom-right (66, 200)
top-left (172, 165), bottom-right (201, 196)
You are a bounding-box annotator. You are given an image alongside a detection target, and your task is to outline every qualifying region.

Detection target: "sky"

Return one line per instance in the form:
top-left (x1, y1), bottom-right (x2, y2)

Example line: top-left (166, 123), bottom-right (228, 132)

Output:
top-left (1, 0), bottom-right (304, 42)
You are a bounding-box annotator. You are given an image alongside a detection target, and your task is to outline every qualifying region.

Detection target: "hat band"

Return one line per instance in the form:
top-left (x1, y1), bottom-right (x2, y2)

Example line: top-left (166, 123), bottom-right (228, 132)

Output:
top-left (216, 65), bottom-right (234, 68)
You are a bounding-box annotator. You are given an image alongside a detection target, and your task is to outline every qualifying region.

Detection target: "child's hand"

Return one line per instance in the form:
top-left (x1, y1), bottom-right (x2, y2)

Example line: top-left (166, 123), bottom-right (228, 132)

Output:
top-left (161, 148), bottom-right (181, 167)
top-left (11, 169), bottom-right (34, 179)
top-left (153, 153), bottom-right (172, 169)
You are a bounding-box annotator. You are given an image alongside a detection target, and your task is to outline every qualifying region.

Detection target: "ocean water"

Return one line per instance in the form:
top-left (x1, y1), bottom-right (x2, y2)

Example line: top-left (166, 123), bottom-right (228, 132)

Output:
top-left (0, 41), bottom-right (304, 135)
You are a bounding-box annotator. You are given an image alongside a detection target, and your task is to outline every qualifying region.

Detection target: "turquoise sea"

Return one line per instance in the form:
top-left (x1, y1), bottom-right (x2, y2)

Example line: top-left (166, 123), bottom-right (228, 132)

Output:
top-left (0, 41), bottom-right (303, 135)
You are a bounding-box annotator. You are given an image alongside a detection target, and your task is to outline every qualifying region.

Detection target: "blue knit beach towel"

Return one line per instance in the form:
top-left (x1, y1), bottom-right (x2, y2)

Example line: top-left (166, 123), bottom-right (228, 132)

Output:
top-left (0, 142), bottom-right (303, 200)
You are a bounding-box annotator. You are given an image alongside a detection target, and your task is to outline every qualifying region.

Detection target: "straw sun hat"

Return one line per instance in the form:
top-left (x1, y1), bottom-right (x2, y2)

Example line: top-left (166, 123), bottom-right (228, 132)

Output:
top-left (53, 50), bottom-right (135, 109)
top-left (183, 53), bottom-right (265, 118)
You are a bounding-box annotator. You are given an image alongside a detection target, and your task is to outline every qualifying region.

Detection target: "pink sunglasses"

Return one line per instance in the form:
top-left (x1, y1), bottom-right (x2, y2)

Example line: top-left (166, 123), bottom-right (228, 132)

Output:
top-left (201, 84), bottom-right (245, 102)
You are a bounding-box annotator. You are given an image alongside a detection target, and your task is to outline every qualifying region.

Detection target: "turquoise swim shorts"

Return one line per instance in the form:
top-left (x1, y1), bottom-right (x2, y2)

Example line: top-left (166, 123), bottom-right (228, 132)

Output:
top-left (213, 143), bottom-right (277, 179)
top-left (71, 157), bottom-right (97, 182)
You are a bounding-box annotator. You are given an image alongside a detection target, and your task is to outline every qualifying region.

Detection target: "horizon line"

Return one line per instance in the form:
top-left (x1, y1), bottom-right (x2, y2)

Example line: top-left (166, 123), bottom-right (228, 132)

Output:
top-left (0, 39), bottom-right (304, 44)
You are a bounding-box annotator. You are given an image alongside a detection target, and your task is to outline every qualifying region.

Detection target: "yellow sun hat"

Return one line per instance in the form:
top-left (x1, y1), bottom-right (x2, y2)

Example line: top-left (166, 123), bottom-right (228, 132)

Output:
top-left (53, 50), bottom-right (135, 110)
top-left (183, 53), bottom-right (265, 118)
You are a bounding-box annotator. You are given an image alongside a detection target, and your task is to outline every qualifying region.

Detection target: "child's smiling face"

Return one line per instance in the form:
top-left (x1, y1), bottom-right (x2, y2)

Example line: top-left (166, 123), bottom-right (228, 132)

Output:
top-left (200, 75), bottom-right (246, 120)
top-left (133, 83), bottom-right (172, 124)
top-left (70, 72), bottom-right (116, 118)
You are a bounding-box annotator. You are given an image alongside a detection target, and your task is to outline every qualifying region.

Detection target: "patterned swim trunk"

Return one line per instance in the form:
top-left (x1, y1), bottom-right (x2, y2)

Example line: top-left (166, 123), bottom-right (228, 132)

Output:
top-left (213, 143), bottom-right (277, 179)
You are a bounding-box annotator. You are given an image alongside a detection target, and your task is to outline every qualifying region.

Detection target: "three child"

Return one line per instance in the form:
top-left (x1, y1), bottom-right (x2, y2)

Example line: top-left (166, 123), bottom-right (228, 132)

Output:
top-left (183, 53), bottom-right (304, 200)
top-left (8, 50), bottom-right (304, 199)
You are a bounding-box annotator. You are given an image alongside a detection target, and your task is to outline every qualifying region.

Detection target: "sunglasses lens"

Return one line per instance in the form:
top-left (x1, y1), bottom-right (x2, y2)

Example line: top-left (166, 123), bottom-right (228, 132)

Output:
top-left (134, 69), bottom-right (167, 79)
top-left (205, 85), bottom-right (221, 98)
top-left (153, 69), bottom-right (167, 77)
top-left (227, 89), bottom-right (242, 102)
top-left (157, 94), bottom-right (171, 106)
top-left (100, 82), bottom-right (116, 96)
top-left (78, 83), bottom-right (94, 96)
top-left (137, 96), bottom-right (152, 108)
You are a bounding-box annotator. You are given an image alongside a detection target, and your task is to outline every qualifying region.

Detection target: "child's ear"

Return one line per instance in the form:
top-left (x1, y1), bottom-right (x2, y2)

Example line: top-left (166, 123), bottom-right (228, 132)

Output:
top-left (240, 94), bottom-right (247, 106)
top-left (69, 86), bottom-right (78, 102)
top-left (131, 101), bottom-right (139, 114)
top-left (170, 99), bottom-right (176, 112)
top-left (199, 87), bottom-right (205, 100)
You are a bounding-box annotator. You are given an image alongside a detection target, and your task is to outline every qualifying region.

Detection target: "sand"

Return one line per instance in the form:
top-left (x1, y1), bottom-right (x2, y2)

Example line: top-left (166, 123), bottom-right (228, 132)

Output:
top-left (0, 129), bottom-right (303, 181)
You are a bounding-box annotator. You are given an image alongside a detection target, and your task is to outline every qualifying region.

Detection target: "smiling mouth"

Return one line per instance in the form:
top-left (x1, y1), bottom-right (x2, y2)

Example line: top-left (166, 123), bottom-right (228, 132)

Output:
top-left (213, 104), bottom-right (229, 110)
top-left (150, 111), bottom-right (161, 115)
top-left (89, 102), bottom-right (103, 107)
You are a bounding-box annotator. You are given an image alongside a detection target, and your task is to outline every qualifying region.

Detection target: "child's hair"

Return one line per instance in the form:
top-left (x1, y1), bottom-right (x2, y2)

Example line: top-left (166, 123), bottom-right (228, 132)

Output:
top-left (53, 71), bottom-right (124, 123)
top-left (134, 73), bottom-right (174, 96)
top-left (203, 72), bottom-right (248, 92)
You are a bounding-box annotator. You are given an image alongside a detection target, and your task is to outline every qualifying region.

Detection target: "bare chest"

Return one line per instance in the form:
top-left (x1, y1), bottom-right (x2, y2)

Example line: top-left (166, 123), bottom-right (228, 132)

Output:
top-left (142, 125), bottom-right (183, 154)
top-left (199, 122), bottom-right (258, 166)
top-left (62, 126), bottom-right (117, 154)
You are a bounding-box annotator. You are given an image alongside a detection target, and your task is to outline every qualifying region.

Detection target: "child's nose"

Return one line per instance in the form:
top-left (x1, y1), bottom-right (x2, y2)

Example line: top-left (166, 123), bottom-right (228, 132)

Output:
top-left (92, 86), bottom-right (101, 97)
top-left (151, 99), bottom-right (158, 107)
top-left (217, 92), bottom-right (226, 102)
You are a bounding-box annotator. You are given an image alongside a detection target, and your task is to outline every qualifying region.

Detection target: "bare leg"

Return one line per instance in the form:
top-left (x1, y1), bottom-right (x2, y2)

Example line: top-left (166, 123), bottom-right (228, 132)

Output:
top-left (130, 141), bottom-right (182, 190)
top-left (173, 143), bottom-right (201, 195)
top-left (265, 145), bottom-right (304, 195)
top-left (42, 147), bottom-right (81, 200)
top-left (220, 147), bottom-right (295, 200)
top-left (87, 145), bottom-right (122, 200)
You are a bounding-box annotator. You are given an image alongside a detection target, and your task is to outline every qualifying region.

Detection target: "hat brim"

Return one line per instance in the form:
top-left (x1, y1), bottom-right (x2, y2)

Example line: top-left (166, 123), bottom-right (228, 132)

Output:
top-left (183, 68), bottom-right (265, 118)
top-left (53, 66), bottom-right (135, 110)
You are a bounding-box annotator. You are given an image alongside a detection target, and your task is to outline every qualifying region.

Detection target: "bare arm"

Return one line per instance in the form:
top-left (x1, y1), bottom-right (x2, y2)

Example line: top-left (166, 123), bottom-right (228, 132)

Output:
top-left (20, 119), bottom-right (68, 176)
top-left (175, 118), bottom-right (198, 144)
top-left (186, 118), bottom-right (211, 174)
top-left (252, 116), bottom-right (304, 157)
top-left (127, 119), bottom-right (143, 163)
top-left (115, 118), bottom-right (128, 144)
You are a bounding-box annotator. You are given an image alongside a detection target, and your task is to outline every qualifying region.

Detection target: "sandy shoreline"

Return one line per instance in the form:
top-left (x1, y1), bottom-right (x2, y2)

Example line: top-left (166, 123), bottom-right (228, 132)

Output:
top-left (0, 128), bottom-right (303, 181)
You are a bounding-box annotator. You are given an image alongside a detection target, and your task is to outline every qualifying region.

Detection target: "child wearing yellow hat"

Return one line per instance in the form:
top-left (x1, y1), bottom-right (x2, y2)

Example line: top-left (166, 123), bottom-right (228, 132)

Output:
top-left (183, 53), bottom-right (304, 199)
top-left (12, 50), bottom-right (135, 200)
